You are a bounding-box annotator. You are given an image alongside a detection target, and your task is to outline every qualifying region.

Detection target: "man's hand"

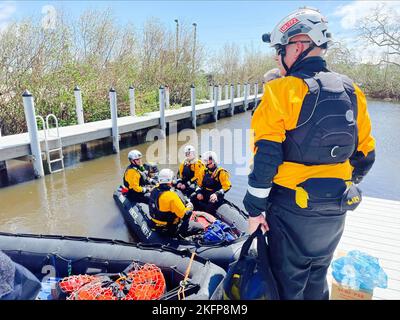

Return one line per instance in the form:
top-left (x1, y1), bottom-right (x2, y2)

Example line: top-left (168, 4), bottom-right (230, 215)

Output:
top-left (148, 178), bottom-right (157, 185)
top-left (197, 193), bottom-right (204, 201)
top-left (143, 186), bottom-right (155, 194)
top-left (248, 214), bottom-right (269, 234)
top-left (187, 181), bottom-right (196, 188)
top-left (209, 193), bottom-right (218, 203)
top-left (186, 201), bottom-right (194, 210)
top-left (177, 182), bottom-right (186, 190)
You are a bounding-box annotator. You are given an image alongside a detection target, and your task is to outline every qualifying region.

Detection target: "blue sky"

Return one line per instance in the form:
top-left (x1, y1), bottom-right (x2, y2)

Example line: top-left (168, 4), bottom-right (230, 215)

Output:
top-left (1, 1), bottom-right (400, 58)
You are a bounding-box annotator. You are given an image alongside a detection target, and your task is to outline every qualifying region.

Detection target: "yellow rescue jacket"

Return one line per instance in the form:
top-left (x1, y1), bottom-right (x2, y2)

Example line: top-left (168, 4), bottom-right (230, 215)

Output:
top-left (149, 186), bottom-right (192, 227)
top-left (198, 166), bottom-right (232, 194)
top-left (123, 165), bottom-right (147, 193)
top-left (178, 159), bottom-right (205, 184)
top-left (251, 74), bottom-right (375, 190)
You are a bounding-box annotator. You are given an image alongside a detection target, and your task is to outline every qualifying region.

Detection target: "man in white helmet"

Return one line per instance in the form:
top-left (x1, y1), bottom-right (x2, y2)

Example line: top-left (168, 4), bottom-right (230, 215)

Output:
top-left (252, 68), bottom-right (282, 116)
top-left (192, 151), bottom-right (231, 215)
top-left (148, 168), bottom-right (203, 237)
top-left (176, 145), bottom-right (205, 196)
top-left (122, 149), bottom-right (156, 204)
top-left (243, 7), bottom-right (375, 299)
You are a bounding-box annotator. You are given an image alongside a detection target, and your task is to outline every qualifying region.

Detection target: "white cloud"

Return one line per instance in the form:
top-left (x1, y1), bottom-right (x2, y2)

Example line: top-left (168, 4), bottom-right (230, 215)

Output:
top-left (334, 1), bottom-right (400, 29)
top-left (0, 1), bottom-right (16, 31)
top-left (332, 1), bottom-right (400, 64)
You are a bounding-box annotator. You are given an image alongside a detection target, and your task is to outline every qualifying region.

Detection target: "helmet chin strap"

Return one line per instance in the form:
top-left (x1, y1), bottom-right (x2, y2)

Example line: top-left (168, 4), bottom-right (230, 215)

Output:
top-left (281, 54), bottom-right (290, 73)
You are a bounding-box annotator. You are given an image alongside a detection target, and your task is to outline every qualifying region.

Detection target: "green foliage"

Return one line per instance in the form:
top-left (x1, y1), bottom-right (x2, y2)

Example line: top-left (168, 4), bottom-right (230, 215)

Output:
top-left (1, 8), bottom-right (399, 137)
top-left (0, 11), bottom-right (204, 135)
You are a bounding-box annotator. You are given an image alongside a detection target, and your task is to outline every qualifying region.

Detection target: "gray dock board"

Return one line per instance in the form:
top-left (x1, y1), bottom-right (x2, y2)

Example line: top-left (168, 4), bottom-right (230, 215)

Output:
top-left (328, 196), bottom-right (400, 300)
top-left (0, 95), bottom-right (261, 161)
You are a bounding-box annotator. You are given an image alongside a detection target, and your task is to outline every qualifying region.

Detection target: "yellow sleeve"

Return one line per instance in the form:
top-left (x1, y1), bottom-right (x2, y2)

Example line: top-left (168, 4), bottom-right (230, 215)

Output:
top-left (251, 85), bottom-right (286, 144)
top-left (124, 169), bottom-right (143, 193)
top-left (251, 77), bottom-right (308, 145)
top-left (192, 160), bottom-right (205, 183)
top-left (196, 165), bottom-right (205, 187)
top-left (219, 169), bottom-right (231, 192)
top-left (354, 84), bottom-right (376, 156)
top-left (168, 192), bottom-right (190, 219)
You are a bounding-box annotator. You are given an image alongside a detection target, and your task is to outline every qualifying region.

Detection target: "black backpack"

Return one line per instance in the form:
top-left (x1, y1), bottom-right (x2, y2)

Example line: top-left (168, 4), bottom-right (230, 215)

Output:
top-left (223, 225), bottom-right (280, 300)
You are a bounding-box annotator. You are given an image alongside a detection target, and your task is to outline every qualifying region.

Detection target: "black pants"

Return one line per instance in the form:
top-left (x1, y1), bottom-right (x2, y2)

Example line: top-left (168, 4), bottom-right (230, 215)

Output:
top-left (178, 219), bottom-right (204, 237)
top-left (177, 183), bottom-right (196, 198)
top-left (191, 191), bottom-right (223, 215)
top-left (266, 201), bottom-right (346, 300)
top-left (127, 192), bottom-right (150, 204)
top-left (157, 219), bottom-right (204, 238)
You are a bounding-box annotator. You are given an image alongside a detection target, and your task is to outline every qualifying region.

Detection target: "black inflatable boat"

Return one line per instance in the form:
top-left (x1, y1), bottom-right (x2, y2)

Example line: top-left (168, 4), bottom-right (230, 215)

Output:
top-left (113, 189), bottom-right (249, 270)
top-left (0, 232), bottom-right (225, 300)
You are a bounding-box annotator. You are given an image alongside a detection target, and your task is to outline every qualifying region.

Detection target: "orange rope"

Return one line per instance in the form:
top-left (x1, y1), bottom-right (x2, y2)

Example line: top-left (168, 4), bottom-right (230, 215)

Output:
top-left (178, 251), bottom-right (196, 300)
top-left (59, 263), bottom-right (166, 300)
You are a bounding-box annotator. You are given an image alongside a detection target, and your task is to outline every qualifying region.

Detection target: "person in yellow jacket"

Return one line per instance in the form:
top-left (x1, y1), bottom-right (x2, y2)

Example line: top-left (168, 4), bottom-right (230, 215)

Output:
top-left (192, 151), bottom-right (232, 215)
top-left (122, 150), bottom-right (156, 204)
top-left (148, 169), bottom-right (203, 237)
top-left (176, 145), bottom-right (205, 196)
top-left (242, 7), bottom-right (375, 300)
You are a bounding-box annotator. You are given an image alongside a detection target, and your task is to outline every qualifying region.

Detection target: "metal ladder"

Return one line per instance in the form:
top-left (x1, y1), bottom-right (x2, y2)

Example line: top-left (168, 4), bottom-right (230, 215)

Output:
top-left (36, 114), bottom-right (64, 174)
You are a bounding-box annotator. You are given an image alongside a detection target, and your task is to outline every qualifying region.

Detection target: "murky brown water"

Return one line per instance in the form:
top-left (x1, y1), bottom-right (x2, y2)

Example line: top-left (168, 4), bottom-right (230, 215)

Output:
top-left (0, 112), bottom-right (253, 241)
top-left (1, 100), bottom-right (399, 241)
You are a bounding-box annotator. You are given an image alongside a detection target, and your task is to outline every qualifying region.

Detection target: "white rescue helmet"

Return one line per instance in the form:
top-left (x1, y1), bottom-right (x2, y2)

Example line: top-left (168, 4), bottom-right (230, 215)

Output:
top-left (184, 145), bottom-right (196, 160)
top-left (202, 151), bottom-right (218, 165)
top-left (262, 7), bottom-right (331, 48)
top-left (158, 168), bottom-right (174, 184)
top-left (128, 149), bottom-right (142, 161)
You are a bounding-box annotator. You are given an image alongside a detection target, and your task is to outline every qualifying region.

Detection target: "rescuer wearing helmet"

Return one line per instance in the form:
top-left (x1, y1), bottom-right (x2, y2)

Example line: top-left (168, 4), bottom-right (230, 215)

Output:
top-left (252, 68), bottom-right (282, 116)
top-left (122, 149), bottom-right (155, 204)
top-left (192, 151), bottom-right (232, 215)
top-left (148, 168), bottom-right (203, 237)
top-left (242, 7), bottom-right (375, 299)
top-left (176, 145), bottom-right (205, 196)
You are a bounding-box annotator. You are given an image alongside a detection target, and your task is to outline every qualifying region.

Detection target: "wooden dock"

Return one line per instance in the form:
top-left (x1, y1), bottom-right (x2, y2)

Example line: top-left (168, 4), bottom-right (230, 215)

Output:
top-left (328, 196), bottom-right (400, 300)
top-left (0, 95), bottom-right (261, 162)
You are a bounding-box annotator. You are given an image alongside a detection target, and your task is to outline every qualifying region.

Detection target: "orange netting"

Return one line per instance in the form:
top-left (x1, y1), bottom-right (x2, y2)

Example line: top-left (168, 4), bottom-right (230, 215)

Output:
top-left (59, 263), bottom-right (166, 300)
top-left (59, 275), bottom-right (97, 293)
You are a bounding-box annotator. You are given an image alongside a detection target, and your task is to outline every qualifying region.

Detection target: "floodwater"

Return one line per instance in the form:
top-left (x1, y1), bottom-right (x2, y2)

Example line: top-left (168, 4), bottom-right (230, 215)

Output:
top-left (0, 100), bottom-right (399, 241)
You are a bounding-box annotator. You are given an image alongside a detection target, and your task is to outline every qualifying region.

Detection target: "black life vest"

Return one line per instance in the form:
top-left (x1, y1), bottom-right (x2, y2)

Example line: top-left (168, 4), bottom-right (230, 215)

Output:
top-left (202, 167), bottom-right (225, 192)
top-left (282, 71), bottom-right (358, 165)
top-left (180, 159), bottom-right (203, 183)
top-left (123, 164), bottom-right (147, 195)
top-left (182, 162), bottom-right (195, 182)
top-left (148, 186), bottom-right (179, 228)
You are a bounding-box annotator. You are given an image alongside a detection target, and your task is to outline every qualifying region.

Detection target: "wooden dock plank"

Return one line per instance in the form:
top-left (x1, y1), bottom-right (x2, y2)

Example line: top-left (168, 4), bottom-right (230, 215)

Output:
top-left (343, 230), bottom-right (400, 247)
top-left (343, 227), bottom-right (400, 243)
